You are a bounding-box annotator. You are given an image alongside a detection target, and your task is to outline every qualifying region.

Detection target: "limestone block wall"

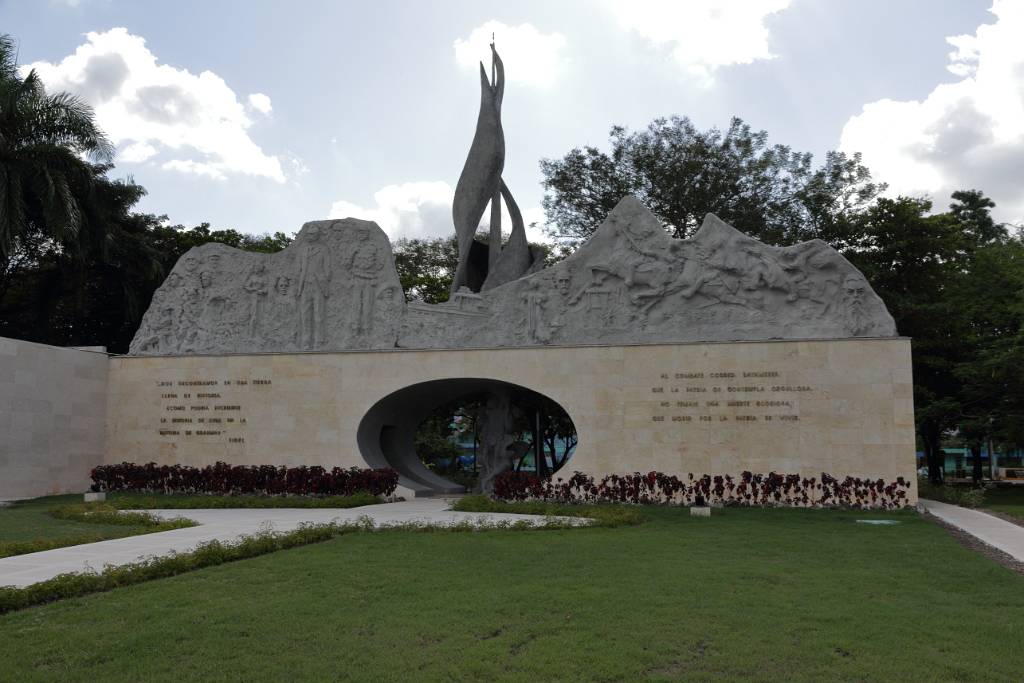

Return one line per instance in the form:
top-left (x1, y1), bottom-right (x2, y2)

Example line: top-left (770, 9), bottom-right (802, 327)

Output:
top-left (0, 337), bottom-right (109, 500)
top-left (104, 338), bottom-right (916, 501)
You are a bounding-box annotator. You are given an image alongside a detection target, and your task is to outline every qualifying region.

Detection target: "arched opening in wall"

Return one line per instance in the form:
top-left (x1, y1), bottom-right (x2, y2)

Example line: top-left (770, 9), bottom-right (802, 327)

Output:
top-left (356, 379), bottom-right (577, 497)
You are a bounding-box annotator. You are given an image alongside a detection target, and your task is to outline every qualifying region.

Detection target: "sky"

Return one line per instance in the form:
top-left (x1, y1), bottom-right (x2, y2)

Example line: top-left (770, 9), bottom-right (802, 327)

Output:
top-left (3, 0), bottom-right (1020, 243)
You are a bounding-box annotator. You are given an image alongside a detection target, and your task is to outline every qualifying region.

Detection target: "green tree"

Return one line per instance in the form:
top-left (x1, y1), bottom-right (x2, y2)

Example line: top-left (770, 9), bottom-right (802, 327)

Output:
top-left (392, 235), bottom-right (459, 303)
top-left (950, 227), bottom-right (1024, 475)
top-left (0, 32), bottom-right (163, 351)
top-left (540, 115), bottom-right (883, 248)
top-left (0, 33), bottom-right (296, 353)
top-left (140, 221), bottom-right (292, 288)
top-left (0, 201), bottom-right (293, 353)
top-left (414, 410), bottom-right (465, 475)
top-left (0, 34), bottom-right (115, 259)
top-left (847, 191), bottom-right (1020, 483)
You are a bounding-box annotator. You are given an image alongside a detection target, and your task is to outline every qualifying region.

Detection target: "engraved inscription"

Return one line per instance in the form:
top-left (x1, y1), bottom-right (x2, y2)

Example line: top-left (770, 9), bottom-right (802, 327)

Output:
top-left (155, 377), bottom-right (273, 443)
top-left (647, 368), bottom-right (812, 425)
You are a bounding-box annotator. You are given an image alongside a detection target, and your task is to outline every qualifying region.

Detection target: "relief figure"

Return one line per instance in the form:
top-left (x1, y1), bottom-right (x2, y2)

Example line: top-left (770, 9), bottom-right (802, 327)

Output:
top-left (840, 275), bottom-right (870, 335)
top-left (244, 262), bottom-right (269, 338)
top-left (298, 226), bottom-right (331, 348)
top-left (520, 279), bottom-right (550, 343)
top-left (349, 225), bottom-right (383, 335)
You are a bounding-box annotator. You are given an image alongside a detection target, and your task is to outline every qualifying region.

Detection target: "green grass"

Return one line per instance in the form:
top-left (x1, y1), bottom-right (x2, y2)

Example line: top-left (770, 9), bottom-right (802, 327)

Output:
top-left (981, 485), bottom-right (1024, 521)
top-left (0, 495), bottom-right (168, 557)
top-left (453, 495), bottom-right (646, 527)
top-left (0, 492), bottom-right (381, 558)
top-left (918, 478), bottom-right (1024, 522)
top-left (0, 506), bottom-right (1021, 681)
top-left (917, 477), bottom-right (986, 507)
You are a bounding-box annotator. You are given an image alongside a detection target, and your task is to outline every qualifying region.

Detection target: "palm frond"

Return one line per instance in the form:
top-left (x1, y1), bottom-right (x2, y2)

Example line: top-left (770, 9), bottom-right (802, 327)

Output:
top-left (0, 34), bottom-right (19, 82)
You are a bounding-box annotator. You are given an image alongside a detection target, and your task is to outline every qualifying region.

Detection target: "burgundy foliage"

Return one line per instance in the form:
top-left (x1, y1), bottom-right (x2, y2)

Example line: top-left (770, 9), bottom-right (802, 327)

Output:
top-left (492, 470), bottom-right (911, 509)
top-left (90, 462), bottom-right (399, 497)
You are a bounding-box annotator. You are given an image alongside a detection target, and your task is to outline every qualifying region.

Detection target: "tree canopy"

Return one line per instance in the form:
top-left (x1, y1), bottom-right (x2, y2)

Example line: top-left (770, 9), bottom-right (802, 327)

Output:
top-left (540, 115), bottom-right (883, 249)
top-left (0, 34), bottom-right (116, 260)
top-left (392, 235), bottom-right (459, 304)
top-left (0, 34), bottom-right (294, 353)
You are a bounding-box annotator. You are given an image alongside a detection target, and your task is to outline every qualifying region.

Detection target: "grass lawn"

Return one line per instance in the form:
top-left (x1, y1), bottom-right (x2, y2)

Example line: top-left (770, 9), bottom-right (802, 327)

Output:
top-left (0, 492), bottom-right (380, 558)
top-left (981, 485), bottom-right (1024, 521)
top-left (0, 494), bottom-right (155, 551)
top-left (1, 506), bottom-right (1021, 681)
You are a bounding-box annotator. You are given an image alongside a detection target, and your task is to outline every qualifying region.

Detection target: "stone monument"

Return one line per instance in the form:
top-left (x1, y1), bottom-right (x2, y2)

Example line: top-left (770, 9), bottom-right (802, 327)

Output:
top-left (131, 198), bottom-right (895, 356)
top-left (120, 42), bottom-right (907, 498)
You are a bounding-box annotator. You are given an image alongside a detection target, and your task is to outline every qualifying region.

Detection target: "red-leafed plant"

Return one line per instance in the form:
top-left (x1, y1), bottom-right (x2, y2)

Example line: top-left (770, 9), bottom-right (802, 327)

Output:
top-left (90, 462), bottom-right (399, 497)
top-left (491, 470), bottom-right (911, 509)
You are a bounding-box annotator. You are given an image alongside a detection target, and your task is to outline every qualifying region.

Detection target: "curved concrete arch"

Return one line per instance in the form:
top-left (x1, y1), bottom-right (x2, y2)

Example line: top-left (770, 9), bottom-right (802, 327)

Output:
top-left (356, 378), bottom-right (576, 497)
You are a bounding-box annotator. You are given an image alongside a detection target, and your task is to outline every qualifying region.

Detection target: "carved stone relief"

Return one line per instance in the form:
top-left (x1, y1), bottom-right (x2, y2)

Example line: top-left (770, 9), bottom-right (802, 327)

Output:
top-left (129, 218), bottom-right (406, 355)
top-left (130, 197), bottom-right (897, 356)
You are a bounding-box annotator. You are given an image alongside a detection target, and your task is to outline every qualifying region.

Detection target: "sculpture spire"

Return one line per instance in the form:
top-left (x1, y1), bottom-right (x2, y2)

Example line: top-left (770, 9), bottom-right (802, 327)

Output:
top-left (450, 41), bottom-right (537, 294)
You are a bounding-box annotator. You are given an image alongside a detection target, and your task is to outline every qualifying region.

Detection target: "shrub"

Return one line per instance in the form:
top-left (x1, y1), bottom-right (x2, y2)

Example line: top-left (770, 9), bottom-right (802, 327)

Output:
top-left (104, 492), bottom-right (381, 510)
top-left (916, 478), bottom-right (986, 508)
top-left (90, 462), bottom-right (399, 497)
top-left (49, 503), bottom-right (196, 529)
top-left (491, 470), bottom-right (912, 509)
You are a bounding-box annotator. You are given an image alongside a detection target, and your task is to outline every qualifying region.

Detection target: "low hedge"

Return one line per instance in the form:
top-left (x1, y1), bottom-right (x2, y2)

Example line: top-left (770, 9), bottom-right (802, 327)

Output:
top-left (91, 462), bottom-right (399, 497)
top-left (493, 470), bottom-right (912, 509)
top-left (49, 503), bottom-right (196, 529)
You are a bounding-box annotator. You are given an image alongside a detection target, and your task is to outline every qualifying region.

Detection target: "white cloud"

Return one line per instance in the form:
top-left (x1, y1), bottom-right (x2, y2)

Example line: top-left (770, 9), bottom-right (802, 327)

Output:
top-left (161, 159), bottom-right (228, 180)
top-left (606, 0), bottom-right (791, 86)
top-left (453, 21), bottom-right (567, 89)
top-left (247, 92), bottom-right (272, 115)
top-left (328, 181), bottom-right (551, 243)
top-left (118, 141), bottom-right (157, 163)
top-left (24, 28), bottom-right (285, 182)
top-left (839, 0), bottom-right (1024, 224)
top-left (522, 206), bottom-right (548, 244)
top-left (329, 182), bottom-right (456, 241)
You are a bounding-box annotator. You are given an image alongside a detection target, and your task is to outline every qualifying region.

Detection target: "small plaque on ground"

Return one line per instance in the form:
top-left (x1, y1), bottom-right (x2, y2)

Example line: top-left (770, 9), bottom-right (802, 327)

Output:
top-left (856, 519), bottom-right (900, 525)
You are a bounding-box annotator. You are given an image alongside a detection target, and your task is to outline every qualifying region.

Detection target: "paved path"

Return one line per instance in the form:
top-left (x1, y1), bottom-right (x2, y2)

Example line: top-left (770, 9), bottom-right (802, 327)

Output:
top-left (920, 498), bottom-right (1024, 562)
top-left (0, 499), bottom-right (584, 589)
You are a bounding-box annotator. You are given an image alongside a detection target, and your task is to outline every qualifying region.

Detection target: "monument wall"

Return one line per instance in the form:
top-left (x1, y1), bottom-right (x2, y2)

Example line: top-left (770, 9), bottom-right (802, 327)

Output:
top-left (103, 337), bottom-right (916, 500)
top-left (0, 337), bottom-right (109, 500)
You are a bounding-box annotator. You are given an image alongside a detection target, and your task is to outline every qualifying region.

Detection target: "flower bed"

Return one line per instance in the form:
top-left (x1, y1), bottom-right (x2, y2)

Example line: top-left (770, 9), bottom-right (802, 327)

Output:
top-left (90, 462), bottom-right (399, 497)
top-left (493, 470), bottom-right (911, 509)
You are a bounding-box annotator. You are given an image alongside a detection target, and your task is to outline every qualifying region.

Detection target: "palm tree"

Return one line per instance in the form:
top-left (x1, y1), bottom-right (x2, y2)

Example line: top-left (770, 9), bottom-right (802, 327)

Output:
top-left (0, 33), bottom-right (114, 259)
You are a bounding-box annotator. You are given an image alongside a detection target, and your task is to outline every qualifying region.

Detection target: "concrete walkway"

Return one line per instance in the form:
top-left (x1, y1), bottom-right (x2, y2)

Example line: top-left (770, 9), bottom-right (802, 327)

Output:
top-left (920, 498), bottom-right (1024, 562)
top-left (0, 499), bottom-right (585, 589)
